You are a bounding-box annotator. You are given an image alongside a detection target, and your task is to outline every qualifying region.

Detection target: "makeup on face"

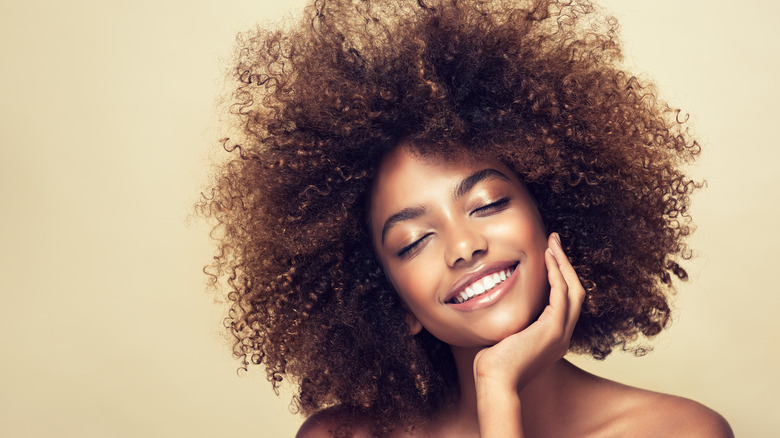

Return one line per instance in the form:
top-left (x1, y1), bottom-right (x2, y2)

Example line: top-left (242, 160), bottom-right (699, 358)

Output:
top-left (369, 144), bottom-right (550, 347)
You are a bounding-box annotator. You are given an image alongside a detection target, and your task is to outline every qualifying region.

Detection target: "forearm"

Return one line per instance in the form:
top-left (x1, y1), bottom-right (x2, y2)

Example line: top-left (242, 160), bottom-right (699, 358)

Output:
top-left (476, 380), bottom-right (524, 438)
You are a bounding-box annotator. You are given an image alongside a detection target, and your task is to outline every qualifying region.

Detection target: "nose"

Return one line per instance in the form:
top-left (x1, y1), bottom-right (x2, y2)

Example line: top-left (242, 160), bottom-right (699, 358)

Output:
top-left (444, 222), bottom-right (488, 268)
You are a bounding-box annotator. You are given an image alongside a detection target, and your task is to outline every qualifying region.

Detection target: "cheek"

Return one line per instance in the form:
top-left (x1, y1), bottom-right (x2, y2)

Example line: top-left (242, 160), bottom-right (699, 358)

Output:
top-left (485, 210), bottom-right (546, 249)
top-left (385, 258), bottom-right (440, 311)
top-left (486, 211), bottom-right (549, 290)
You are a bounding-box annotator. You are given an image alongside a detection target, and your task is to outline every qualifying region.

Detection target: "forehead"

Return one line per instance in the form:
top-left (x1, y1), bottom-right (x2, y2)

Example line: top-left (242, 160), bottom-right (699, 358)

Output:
top-left (369, 145), bottom-right (517, 217)
top-left (373, 146), bottom-right (458, 191)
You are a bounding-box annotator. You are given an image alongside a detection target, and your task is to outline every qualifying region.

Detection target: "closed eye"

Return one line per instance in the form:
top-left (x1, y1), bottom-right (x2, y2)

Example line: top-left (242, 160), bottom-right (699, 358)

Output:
top-left (397, 233), bottom-right (433, 259)
top-left (472, 197), bottom-right (510, 216)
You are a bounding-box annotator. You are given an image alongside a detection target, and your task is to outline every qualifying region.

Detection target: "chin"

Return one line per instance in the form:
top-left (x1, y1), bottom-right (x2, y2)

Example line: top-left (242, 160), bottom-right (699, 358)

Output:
top-left (488, 298), bottom-right (546, 343)
top-left (469, 310), bottom-right (538, 347)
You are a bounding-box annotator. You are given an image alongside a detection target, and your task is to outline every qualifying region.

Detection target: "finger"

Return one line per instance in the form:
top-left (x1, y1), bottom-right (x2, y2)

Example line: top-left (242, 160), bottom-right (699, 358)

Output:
top-left (548, 233), bottom-right (578, 286)
top-left (544, 236), bottom-right (568, 325)
top-left (549, 233), bottom-right (585, 333)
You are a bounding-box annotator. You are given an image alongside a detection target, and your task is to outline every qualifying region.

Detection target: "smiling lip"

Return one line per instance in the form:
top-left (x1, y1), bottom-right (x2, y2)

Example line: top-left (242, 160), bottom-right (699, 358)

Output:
top-left (444, 261), bottom-right (519, 310)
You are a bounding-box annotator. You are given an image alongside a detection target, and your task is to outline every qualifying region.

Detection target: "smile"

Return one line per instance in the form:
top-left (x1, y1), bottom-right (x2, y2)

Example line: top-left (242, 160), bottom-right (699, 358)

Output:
top-left (450, 265), bottom-right (516, 304)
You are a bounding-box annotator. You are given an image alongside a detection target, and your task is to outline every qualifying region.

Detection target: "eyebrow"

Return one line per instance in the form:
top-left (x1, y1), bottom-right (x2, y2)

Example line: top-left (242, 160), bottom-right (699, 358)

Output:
top-left (381, 205), bottom-right (427, 244)
top-left (380, 168), bottom-right (511, 244)
top-left (453, 168), bottom-right (511, 201)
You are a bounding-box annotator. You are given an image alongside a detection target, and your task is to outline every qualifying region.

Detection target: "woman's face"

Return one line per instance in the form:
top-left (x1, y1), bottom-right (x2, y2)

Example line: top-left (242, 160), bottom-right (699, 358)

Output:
top-left (369, 144), bottom-right (550, 348)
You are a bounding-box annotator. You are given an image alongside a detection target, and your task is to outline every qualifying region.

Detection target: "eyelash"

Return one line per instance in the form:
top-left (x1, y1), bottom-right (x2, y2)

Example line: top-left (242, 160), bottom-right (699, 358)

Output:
top-left (397, 233), bottom-right (432, 258)
top-left (395, 198), bottom-right (510, 259)
top-left (472, 197), bottom-right (510, 215)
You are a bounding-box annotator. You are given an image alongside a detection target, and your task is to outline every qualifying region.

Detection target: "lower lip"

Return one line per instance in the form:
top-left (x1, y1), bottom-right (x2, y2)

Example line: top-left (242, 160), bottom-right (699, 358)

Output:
top-left (446, 266), bottom-right (519, 311)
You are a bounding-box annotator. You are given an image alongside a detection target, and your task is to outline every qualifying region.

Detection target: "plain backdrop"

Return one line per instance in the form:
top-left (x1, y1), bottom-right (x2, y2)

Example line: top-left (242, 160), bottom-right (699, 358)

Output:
top-left (1, 0), bottom-right (778, 436)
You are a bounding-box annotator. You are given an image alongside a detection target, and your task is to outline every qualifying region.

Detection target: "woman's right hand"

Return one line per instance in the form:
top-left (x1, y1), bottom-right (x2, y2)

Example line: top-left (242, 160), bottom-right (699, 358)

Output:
top-left (473, 232), bottom-right (586, 437)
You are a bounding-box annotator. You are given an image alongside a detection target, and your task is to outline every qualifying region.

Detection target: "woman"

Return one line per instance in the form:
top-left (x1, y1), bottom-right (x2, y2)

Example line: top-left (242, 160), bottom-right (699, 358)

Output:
top-left (202, 0), bottom-right (733, 435)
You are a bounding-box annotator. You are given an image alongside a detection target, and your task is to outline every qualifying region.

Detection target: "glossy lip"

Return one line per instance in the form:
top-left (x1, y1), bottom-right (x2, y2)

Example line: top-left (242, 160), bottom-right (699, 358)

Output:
top-left (444, 260), bottom-right (519, 310)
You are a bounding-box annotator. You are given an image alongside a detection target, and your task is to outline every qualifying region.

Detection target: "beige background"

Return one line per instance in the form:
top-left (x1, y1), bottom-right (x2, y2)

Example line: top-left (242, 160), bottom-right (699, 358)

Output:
top-left (1, 0), bottom-right (778, 436)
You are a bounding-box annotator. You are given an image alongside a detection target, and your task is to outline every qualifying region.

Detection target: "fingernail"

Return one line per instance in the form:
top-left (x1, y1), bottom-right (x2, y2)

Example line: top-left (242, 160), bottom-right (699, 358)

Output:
top-left (553, 233), bottom-right (562, 247)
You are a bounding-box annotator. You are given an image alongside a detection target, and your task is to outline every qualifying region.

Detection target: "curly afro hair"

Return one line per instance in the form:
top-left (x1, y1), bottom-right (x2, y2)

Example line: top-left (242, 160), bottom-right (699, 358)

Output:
top-left (200, 0), bottom-right (701, 432)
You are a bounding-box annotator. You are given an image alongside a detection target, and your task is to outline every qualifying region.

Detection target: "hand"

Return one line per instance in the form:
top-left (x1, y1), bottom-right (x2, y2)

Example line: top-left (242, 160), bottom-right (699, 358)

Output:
top-left (473, 233), bottom-right (585, 436)
top-left (473, 232), bottom-right (586, 392)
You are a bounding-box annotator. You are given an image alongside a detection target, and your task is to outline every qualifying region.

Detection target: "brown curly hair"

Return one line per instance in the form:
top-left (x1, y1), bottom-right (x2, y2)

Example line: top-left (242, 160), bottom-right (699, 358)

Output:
top-left (200, 0), bottom-right (700, 432)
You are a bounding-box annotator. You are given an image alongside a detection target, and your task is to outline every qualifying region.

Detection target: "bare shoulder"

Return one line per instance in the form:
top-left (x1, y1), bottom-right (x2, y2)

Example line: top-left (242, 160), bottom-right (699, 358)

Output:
top-left (570, 366), bottom-right (733, 438)
top-left (296, 406), bottom-right (373, 438)
top-left (636, 392), bottom-right (734, 438)
top-left (600, 384), bottom-right (734, 438)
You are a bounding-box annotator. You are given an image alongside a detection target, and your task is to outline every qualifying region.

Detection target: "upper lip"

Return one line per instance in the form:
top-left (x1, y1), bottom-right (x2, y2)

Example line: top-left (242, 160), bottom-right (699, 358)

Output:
top-left (444, 260), bottom-right (519, 303)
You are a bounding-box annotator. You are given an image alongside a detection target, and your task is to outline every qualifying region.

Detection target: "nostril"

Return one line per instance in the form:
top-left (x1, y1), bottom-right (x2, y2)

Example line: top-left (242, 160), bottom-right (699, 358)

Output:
top-left (444, 228), bottom-right (488, 267)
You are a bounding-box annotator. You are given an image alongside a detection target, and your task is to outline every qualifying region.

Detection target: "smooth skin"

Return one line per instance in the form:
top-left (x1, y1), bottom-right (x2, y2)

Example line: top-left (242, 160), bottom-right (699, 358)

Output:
top-left (298, 144), bottom-right (733, 437)
top-left (474, 233), bottom-right (583, 437)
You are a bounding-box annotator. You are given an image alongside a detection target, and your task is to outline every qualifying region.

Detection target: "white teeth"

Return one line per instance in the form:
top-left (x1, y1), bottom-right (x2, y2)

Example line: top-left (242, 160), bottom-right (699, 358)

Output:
top-left (453, 267), bottom-right (515, 304)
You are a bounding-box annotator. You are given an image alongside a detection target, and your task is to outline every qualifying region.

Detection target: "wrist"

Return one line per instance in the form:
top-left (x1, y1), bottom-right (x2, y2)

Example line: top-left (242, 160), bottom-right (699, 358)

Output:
top-left (474, 359), bottom-right (522, 391)
top-left (476, 374), bottom-right (520, 400)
